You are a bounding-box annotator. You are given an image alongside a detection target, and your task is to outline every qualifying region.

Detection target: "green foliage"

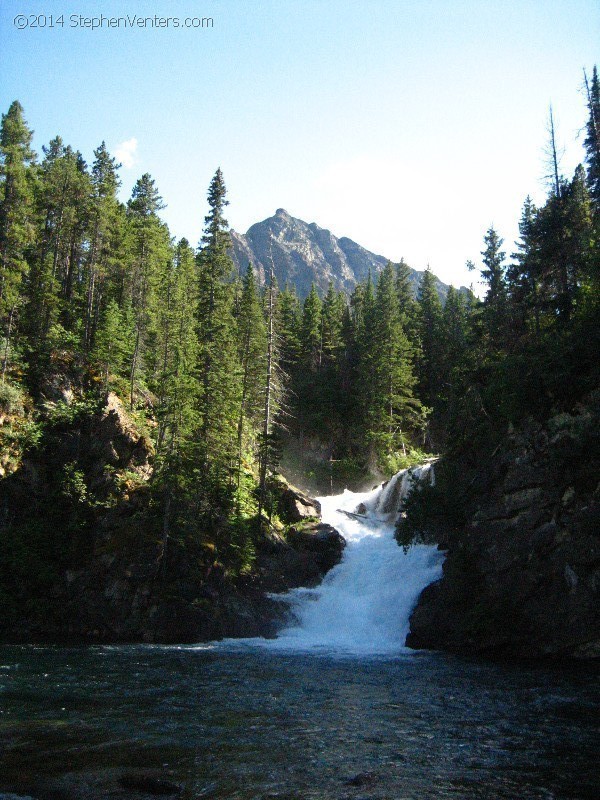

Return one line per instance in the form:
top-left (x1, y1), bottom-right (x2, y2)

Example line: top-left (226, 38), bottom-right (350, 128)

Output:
top-left (0, 101), bottom-right (36, 378)
top-left (584, 66), bottom-right (600, 205)
top-left (42, 396), bottom-right (98, 428)
top-left (280, 261), bottom-right (429, 469)
top-left (380, 446), bottom-right (433, 475)
top-left (60, 461), bottom-right (89, 505)
top-left (93, 299), bottom-right (132, 389)
top-left (396, 459), bottom-right (471, 548)
top-left (8, 417), bottom-right (42, 451)
top-left (416, 266), bottom-right (444, 407)
top-left (0, 380), bottom-right (24, 414)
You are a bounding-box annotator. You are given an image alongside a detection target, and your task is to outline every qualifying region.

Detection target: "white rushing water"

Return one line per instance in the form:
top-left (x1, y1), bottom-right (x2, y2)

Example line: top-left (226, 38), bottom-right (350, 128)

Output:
top-left (258, 465), bottom-right (446, 656)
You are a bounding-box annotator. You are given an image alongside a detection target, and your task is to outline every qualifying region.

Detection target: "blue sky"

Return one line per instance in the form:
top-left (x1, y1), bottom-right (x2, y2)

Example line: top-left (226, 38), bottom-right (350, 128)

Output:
top-left (1, 0), bottom-right (598, 290)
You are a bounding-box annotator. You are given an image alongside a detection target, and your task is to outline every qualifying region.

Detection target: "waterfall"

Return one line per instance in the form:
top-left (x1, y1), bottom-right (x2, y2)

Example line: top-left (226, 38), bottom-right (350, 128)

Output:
top-left (366, 462), bottom-right (435, 522)
top-left (263, 464), bottom-right (444, 655)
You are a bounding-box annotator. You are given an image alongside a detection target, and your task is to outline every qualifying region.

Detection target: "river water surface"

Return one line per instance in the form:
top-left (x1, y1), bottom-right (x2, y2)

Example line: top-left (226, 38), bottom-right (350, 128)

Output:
top-left (1, 645), bottom-right (599, 798)
top-left (1, 476), bottom-right (599, 799)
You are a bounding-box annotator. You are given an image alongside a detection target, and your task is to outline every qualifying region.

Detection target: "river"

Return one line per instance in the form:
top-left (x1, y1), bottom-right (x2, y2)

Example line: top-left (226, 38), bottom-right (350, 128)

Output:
top-left (1, 472), bottom-right (599, 799)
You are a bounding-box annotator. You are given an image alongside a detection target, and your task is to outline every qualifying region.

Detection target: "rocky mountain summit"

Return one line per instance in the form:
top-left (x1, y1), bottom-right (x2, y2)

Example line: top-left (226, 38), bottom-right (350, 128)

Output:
top-left (229, 208), bottom-right (460, 300)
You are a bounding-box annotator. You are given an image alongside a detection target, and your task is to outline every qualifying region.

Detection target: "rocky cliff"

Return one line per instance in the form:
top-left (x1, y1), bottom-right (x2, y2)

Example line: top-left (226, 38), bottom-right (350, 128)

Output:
top-left (0, 392), bottom-right (345, 644)
top-left (405, 400), bottom-right (600, 659)
top-left (229, 208), bottom-right (459, 300)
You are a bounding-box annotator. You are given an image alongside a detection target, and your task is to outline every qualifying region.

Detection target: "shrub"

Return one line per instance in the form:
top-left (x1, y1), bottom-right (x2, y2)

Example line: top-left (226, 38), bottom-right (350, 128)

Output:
top-left (0, 381), bottom-right (24, 416)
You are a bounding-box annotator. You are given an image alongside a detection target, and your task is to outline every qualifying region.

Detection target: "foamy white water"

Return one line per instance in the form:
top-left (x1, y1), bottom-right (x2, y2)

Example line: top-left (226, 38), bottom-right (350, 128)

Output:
top-left (254, 466), bottom-right (445, 656)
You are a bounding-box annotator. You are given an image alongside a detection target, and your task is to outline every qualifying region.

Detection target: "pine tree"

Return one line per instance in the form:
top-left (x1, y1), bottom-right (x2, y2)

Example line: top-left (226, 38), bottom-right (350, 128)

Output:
top-left (508, 196), bottom-right (541, 337)
top-left (125, 173), bottom-right (169, 407)
top-left (257, 261), bottom-right (280, 522)
top-left (84, 142), bottom-right (123, 351)
top-left (0, 101), bottom-right (36, 379)
top-left (442, 286), bottom-right (469, 364)
top-left (152, 238), bottom-right (200, 570)
top-left (395, 259), bottom-right (418, 330)
top-left (292, 282), bottom-right (323, 434)
top-left (276, 283), bottom-right (302, 379)
top-left (351, 270), bottom-right (375, 343)
top-left (195, 169), bottom-right (241, 505)
top-left (93, 298), bottom-right (131, 391)
top-left (235, 263), bottom-right (267, 498)
top-left (480, 226), bottom-right (509, 345)
top-left (416, 266), bottom-right (443, 409)
top-left (300, 283), bottom-right (322, 372)
top-left (359, 262), bottom-right (422, 461)
top-left (544, 105), bottom-right (563, 198)
top-left (533, 169), bottom-right (592, 323)
top-left (564, 165), bottom-right (594, 303)
top-left (320, 282), bottom-right (344, 367)
top-left (27, 137), bottom-right (92, 353)
top-left (314, 282), bottom-right (347, 444)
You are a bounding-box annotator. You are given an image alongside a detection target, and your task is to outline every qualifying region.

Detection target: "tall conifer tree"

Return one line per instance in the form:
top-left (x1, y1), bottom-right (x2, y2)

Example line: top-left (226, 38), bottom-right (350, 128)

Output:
top-left (126, 173), bottom-right (169, 406)
top-left (196, 169), bottom-right (241, 504)
top-left (0, 101), bottom-right (36, 378)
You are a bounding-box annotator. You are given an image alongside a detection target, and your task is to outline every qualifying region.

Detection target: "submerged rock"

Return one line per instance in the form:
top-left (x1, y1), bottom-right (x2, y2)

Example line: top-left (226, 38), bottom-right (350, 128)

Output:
top-left (119, 772), bottom-right (183, 795)
top-left (0, 794), bottom-right (37, 800)
top-left (344, 771), bottom-right (379, 788)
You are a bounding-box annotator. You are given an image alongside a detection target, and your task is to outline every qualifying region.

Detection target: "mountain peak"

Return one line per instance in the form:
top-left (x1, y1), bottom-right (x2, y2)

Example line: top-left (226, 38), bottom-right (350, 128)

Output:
top-left (229, 211), bottom-right (460, 302)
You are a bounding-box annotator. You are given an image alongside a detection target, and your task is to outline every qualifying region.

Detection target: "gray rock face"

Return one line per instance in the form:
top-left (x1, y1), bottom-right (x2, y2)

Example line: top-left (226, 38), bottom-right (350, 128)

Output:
top-left (286, 522), bottom-right (346, 573)
top-left (230, 209), bottom-right (459, 300)
top-left (406, 409), bottom-right (600, 659)
top-left (255, 521), bottom-right (346, 593)
top-left (277, 483), bottom-right (321, 522)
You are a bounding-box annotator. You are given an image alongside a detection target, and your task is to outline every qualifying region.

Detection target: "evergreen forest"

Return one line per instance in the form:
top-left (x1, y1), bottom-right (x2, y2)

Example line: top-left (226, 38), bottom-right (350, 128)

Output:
top-left (0, 67), bottom-right (598, 619)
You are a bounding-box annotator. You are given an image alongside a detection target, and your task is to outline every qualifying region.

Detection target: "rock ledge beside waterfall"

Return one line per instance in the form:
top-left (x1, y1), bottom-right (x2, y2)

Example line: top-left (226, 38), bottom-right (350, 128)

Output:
top-left (404, 405), bottom-right (600, 660)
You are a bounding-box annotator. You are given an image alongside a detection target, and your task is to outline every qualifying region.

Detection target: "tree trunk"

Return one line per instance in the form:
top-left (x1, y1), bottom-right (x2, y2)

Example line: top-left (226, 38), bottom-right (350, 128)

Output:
top-left (548, 106), bottom-right (561, 198)
top-left (258, 263), bottom-right (275, 525)
top-left (1, 305), bottom-right (15, 381)
top-left (130, 326), bottom-right (140, 409)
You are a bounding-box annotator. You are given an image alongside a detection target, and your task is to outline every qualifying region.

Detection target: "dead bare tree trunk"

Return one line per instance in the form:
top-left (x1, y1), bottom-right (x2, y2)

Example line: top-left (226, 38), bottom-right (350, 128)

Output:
top-left (548, 105), bottom-right (561, 198)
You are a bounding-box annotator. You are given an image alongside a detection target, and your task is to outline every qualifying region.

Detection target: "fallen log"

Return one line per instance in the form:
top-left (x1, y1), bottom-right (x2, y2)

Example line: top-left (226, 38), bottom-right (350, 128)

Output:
top-left (336, 509), bottom-right (369, 520)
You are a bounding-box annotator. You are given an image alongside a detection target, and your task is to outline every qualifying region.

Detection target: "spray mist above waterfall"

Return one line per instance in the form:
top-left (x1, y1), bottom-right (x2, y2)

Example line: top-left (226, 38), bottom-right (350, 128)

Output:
top-left (255, 464), bottom-right (445, 656)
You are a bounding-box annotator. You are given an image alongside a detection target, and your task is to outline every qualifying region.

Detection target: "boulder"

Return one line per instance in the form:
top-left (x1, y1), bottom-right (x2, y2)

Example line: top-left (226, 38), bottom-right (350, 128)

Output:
top-left (271, 476), bottom-right (321, 522)
top-left (253, 520), bottom-right (346, 593)
top-left (287, 522), bottom-right (346, 574)
top-left (92, 392), bottom-right (154, 476)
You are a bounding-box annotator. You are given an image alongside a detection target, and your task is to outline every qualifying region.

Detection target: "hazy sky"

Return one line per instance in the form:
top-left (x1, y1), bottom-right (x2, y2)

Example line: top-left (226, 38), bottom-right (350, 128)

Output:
top-left (1, 0), bottom-right (598, 290)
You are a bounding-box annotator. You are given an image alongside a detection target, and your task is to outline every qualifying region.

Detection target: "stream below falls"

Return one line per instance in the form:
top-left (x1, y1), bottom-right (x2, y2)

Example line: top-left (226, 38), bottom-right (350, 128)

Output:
top-left (1, 473), bottom-right (599, 799)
